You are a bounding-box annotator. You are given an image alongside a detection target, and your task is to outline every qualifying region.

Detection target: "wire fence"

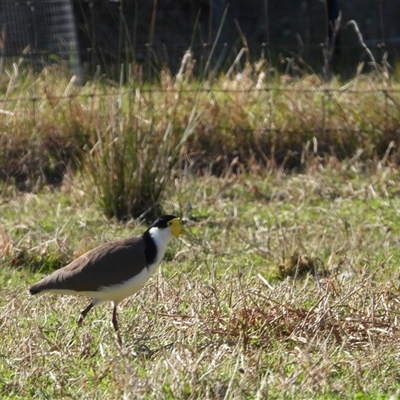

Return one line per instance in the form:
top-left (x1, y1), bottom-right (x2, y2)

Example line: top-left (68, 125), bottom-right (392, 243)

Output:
top-left (0, 73), bottom-right (399, 190)
top-left (1, 81), bottom-right (398, 140)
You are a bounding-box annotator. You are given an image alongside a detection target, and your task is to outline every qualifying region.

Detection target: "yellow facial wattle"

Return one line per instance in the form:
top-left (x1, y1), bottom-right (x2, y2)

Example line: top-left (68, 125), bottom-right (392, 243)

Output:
top-left (169, 218), bottom-right (182, 238)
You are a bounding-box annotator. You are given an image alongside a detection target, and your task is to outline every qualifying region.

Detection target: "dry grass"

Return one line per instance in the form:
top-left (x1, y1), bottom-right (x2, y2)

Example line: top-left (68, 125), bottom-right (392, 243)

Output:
top-left (0, 59), bottom-right (400, 189)
top-left (85, 54), bottom-right (200, 220)
top-left (3, 268), bottom-right (400, 398)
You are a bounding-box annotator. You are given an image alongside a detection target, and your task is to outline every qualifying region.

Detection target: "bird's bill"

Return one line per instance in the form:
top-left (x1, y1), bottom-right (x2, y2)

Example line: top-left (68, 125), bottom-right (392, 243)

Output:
top-left (170, 218), bottom-right (182, 238)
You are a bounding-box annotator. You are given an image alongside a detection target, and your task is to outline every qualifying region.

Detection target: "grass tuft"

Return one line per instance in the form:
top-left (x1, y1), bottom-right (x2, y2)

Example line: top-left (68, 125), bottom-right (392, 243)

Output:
top-left (86, 56), bottom-right (200, 221)
top-left (277, 252), bottom-right (329, 280)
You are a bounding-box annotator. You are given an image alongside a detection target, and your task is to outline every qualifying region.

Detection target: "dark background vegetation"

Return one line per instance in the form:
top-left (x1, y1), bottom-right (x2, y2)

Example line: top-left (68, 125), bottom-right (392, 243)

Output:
top-left (1, 1), bottom-right (399, 78)
top-left (73, 0), bottom-right (400, 77)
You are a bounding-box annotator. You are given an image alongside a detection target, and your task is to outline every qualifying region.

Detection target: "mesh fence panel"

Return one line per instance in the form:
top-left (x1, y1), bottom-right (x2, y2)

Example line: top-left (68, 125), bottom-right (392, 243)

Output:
top-left (1, 0), bottom-right (82, 76)
top-left (0, 0), bottom-right (399, 79)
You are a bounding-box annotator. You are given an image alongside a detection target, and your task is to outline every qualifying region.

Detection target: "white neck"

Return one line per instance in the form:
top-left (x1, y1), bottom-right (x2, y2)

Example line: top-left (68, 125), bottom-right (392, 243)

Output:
top-left (148, 226), bottom-right (174, 266)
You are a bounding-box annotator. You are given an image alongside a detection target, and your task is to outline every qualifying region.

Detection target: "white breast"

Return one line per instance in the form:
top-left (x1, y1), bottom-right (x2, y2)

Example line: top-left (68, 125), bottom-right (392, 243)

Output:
top-left (96, 261), bottom-right (159, 303)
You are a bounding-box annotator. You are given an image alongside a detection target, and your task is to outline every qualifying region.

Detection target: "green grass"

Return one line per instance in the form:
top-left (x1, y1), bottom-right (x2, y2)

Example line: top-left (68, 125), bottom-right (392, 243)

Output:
top-left (2, 163), bottom-right (400, 398)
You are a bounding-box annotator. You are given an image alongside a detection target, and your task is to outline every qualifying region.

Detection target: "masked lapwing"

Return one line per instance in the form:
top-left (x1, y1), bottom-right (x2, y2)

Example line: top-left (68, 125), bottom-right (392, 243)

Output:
top-left (29, 215), bottom-right (182, 342)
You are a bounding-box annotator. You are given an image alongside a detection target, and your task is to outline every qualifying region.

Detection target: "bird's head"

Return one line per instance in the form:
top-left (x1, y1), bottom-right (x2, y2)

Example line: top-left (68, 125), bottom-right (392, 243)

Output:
top-left (151, 215), bottom-right (182, 238)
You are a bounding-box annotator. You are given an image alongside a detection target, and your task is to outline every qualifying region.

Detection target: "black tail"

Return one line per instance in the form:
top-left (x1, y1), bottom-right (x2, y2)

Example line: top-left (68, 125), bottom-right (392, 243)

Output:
top-left (29, 286), bottom-right (41, 295)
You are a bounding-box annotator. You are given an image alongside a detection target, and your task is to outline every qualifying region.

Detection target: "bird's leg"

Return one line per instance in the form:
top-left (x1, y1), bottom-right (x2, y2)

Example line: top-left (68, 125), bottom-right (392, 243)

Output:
top-left (78, 301), bottom-right (94, 326)
top-left (112, 305), bottom-right (119, 331)
top-left (112, 304), bottom-right (122, 345)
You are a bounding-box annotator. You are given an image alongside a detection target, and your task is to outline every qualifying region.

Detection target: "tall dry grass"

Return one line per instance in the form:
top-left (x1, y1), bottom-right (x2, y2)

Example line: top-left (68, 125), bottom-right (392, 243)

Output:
top-left (0, 49), bottom-right (399, 214)
top-left (86, 53), bottom-right (200, 220)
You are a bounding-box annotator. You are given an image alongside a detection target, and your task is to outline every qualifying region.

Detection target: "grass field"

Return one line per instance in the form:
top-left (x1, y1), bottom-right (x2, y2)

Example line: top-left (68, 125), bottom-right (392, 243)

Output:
top-left (2, 160), bottom-right (400, 398)
top-left (1, 51), bottom-right (400, 397)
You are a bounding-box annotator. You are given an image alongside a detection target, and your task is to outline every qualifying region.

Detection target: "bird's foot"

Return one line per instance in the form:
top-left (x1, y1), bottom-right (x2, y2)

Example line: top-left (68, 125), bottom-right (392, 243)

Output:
top-left (116, 330), bottom-right (122, 346)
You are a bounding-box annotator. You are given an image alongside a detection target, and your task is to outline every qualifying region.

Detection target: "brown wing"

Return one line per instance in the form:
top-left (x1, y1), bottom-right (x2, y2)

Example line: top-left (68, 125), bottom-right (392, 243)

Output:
top-left (29, 236), bottom-right (146, 294)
